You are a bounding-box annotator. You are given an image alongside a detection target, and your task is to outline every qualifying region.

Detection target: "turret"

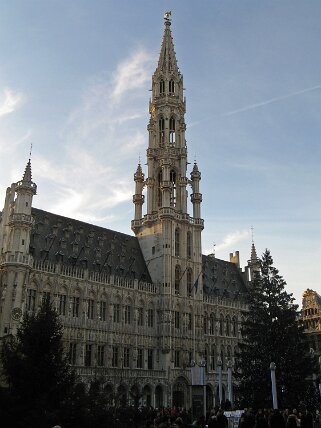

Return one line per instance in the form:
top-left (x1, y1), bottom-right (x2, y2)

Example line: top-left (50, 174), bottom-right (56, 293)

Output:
top-left (190, 162), bottom-right (202, 219)
top-left (3, 159), bottom-right (37, 254)
top-left (0, 159), bottom-right (36, 335)
top-left (133, 162), bottom-right (145, 222)
top-left (247, 241), bottom-right (260, 282)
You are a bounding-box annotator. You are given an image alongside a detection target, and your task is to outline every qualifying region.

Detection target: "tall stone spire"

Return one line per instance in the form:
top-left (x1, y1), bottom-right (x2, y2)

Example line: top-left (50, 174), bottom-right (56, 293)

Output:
top-left (156, 12), bottom-right (179, 76)
top-left (132, 12), bottom-right (203, 289)
top-left (131, 11), bottom-right (204, 373)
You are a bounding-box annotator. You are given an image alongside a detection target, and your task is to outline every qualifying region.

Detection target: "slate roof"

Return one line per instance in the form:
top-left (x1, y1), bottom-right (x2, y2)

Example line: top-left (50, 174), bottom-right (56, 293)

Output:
top-left (29, 208), bottom-right (249, 297)
top-left (30, 208), bottom-right (152, 283)
top-left (202, 254), bottom-right (248, 299)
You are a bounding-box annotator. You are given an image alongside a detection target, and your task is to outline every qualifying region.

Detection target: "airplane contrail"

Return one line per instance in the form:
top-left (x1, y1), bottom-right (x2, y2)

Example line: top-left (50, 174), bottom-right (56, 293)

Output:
top-left (223, 84), bottom-right (321, 117)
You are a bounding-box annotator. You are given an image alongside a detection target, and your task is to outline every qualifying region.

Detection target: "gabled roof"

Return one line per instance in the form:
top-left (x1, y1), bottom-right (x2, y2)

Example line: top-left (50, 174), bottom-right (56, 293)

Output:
top-left (30, 208), bottom-right (152, 283)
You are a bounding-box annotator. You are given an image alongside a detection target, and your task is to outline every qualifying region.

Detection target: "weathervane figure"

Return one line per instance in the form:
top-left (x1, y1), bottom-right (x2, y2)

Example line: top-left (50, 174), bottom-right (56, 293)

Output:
top-left (164, 11), bottom-right (172, 22)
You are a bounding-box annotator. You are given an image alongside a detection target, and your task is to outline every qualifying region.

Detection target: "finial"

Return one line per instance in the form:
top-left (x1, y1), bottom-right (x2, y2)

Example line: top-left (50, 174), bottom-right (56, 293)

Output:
top-left (164, 11), bottom-right (172, 23)
top-left (213, 243), bottom-right (216, 258)
top-left (29, 143), bottom-right (33, 160)
top-left (251, 225), bottom-right (254, 243)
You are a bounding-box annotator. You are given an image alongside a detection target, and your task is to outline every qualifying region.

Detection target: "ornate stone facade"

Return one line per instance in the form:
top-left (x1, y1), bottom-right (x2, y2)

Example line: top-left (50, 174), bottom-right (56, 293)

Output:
top-left (0, 14), bottom-right (253, 408)
top-left (301, 289), bottom-right (321, 363)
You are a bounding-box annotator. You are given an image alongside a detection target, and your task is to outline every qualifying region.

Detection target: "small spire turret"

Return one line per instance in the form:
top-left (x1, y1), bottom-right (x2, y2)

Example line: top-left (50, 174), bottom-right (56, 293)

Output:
top-left (247, 230), bottom-right (260, 281)
top-left (133, 162), bottom-right (145, 225)
top-left (22, 159), bottom-right (32, 184)
top-left (250, 242), bottom-right (258, 263)
top-left (191, 162), bottom-right (202, 220)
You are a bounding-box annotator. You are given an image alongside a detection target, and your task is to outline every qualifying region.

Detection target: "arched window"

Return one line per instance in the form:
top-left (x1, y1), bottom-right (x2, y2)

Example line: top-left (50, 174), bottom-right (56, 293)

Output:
top-left (203, 313), bottom-right (208, 334)
top-left (159, 117), bottom-right (165, 145)
top-left (175, 228), bottom-right (180, 257)
top-left (221, 347), bottom-right (225, 370)
top-left (175, 265), bottom-right (181, 294)
top-left (187, 232), bottom-right (192, 259)
top-left (169, 80), bottom-right (175, 93)
top-left (169, 116), bottom-right (175, 144)
top-left (210, 346), bottom-right (215, 370)
top-left (159, 80), bottom-right (165, 94)
top-left (226, 316), bottom-right (230, 336)
top-left (158, 170), bottom-right (162, 207)
top-left (210, 313), bottom-right (215, 335)
top-left (170, 170), bottom-right (177, 207)
top-left (187, 268), bottom-right (192, 294)
top-left (227, 345), bottom-right (231, 361)
top-left (232, 316), bottom-right (237, 336)
top-left (219, 314), bottom-right (224, 336)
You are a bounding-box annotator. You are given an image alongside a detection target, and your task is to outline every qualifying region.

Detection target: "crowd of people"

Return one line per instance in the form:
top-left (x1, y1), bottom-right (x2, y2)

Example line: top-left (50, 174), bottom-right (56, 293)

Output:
top-left (50, 405), bottom-right (321, 428)
top-left (237, 408), bottom-right (317, 428)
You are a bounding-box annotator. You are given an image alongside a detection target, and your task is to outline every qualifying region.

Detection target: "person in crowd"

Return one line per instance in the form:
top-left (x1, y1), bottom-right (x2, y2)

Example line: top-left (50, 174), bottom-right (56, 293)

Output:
top-left (286, 415), bottom-right (299, 428)
top-left (255, 409), bottom-right (268, 428)
top-left (216, 408), bottom-right (228, 428)
top-left (269, 409), bottom-right (286, 428)
top-left (300, 410), bottom-right (313, 428)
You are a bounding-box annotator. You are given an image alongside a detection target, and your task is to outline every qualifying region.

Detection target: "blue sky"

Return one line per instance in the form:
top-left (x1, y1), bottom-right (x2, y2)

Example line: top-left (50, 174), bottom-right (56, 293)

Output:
top-left (0, 1), bottom-right (320, 304)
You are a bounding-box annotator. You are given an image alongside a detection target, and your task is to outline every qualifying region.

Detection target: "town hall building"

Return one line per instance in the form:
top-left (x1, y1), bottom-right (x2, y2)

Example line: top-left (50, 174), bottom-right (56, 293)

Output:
top-left (0, 14), bottom-right (257, 409)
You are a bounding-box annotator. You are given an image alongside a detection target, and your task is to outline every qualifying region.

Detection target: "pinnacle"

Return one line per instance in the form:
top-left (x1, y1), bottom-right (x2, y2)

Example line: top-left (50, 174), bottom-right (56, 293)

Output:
top-left (22, 159), bottom-right (32, 183)
top-left (250, 242), bottom-right (259, 263)
top-left (136, 162), bottom-right (143, 174)
top-left (156, 13), bottom-right (179, 75)
top-left (192, 162), bottom-right (199, 172)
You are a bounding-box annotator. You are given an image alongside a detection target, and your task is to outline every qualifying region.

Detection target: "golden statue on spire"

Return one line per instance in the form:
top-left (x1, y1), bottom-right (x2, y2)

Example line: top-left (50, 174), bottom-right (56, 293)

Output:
top-left (164, 11), bottom-right (172, 22)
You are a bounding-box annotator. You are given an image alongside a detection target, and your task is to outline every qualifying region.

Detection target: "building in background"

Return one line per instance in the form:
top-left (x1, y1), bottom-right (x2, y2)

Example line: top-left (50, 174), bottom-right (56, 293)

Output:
top-left (0, 14), bottom-right (257, 409)
top-left (301, 289), bottom-right (321, 362)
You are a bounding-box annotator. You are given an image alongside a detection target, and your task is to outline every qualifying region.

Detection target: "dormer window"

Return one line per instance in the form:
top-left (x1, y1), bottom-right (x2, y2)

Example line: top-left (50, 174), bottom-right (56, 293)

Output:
top-left (169, 80), bottom-right (175, 93)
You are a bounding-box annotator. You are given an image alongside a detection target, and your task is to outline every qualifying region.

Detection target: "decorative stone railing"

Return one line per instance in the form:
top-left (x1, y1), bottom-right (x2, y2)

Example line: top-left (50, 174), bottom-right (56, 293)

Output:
top-left (0, 251), bottom-right (33, 266)
top-left (75, 366), bottom-right (166, 379)
top-left (32, 259), bottom-right (157, 293)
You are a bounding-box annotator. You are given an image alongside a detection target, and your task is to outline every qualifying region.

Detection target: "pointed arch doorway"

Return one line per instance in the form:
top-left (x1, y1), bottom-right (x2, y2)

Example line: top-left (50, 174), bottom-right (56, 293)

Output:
top-left (173, 376), bottom-right (189, 408)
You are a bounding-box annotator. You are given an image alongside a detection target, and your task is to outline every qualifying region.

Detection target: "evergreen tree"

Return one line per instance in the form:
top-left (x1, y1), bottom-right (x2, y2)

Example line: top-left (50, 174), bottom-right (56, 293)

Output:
top-left (235, 249), bottom-right (317, 409)
top-left (0, 299), bottom-right (76, 428)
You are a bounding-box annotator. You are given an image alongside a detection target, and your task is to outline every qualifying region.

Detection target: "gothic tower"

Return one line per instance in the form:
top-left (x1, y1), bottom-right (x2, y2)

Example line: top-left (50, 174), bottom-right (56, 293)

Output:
top-left (132, 13), bottom-right (204, 369)
top-left (0, 159), bottom-right (37, 335)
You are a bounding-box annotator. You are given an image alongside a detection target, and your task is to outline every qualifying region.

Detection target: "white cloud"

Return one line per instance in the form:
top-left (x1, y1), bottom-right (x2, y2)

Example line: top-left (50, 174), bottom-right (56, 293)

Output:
top-left (214, 230), bottom-right (250, 253)
top-left (0, 88), bottom-right (23, 117)
top-left (33, 49), bottom-right (155, 225)
top-left (111, 49), bottom-right (154, 102)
